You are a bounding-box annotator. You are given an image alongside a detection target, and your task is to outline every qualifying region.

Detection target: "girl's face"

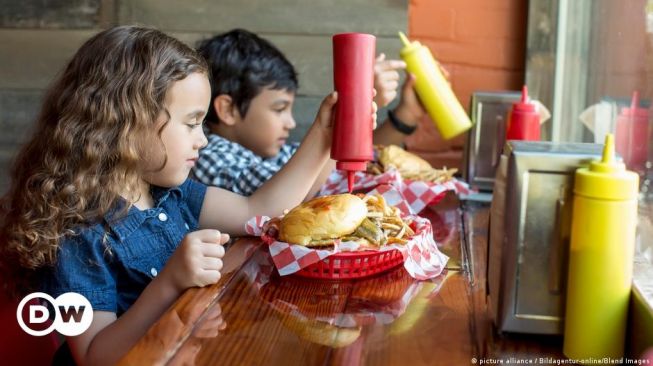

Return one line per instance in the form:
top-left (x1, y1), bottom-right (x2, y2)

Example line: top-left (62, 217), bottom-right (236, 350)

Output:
top-left (233, 87), bottom-right (296, 158)
top-left (144, 72), bottom-right (210, 187)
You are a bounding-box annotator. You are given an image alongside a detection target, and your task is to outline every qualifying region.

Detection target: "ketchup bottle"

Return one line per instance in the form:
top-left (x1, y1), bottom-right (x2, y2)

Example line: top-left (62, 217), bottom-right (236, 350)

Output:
top-left (331, 33), bottom-right (375, 192)
top-left (506, 85), bottom-right (541, 141)
top-left (615, 91), bottom-right (650, 174)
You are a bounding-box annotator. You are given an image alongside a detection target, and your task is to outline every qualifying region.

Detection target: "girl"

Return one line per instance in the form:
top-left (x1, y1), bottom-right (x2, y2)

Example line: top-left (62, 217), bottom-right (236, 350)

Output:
top-left (0, 26), bottom-right (373, 366)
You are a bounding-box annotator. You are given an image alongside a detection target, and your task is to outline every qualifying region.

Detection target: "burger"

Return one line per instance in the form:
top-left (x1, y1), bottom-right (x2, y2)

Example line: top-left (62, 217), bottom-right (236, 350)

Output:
top-left (368, 144), bottom-right (458, 183)
top-left (278, 312), bottom-right (361, 348)
top-left (275, 193), bottom-right (413, 249)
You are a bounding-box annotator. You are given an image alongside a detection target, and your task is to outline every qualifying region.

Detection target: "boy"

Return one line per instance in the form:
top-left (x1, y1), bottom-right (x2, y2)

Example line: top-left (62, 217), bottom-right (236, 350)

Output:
top-left (193, 29), bottom-right (425, 197)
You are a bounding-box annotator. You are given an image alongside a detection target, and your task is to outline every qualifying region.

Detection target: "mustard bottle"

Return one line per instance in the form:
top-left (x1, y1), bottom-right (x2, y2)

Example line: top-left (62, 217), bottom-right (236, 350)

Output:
top-left (398, 32), bottom-right (472, 140)
top-left (563, 134), bottom-right (639, 363)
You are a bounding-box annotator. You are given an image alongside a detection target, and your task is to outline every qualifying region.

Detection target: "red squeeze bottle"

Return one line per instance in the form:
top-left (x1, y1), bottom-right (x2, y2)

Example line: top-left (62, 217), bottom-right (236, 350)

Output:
top-left (615, 91), bottom-right (650, 173)
top-left (331, 33), bottom-right (376, 193)
top-left (506, 85), bottom-right (541, 141)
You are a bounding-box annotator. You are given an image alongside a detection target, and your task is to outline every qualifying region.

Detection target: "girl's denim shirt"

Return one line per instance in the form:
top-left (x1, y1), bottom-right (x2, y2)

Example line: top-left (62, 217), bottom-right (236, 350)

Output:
top-left (41, 179), bottom-right (207, 316)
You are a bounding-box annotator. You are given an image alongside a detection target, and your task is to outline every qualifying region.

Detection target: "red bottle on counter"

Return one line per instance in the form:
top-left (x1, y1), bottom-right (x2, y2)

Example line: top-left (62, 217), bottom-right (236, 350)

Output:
top-left (331, 33), bottom-right (376, 192)
top-left (615, 91), bottom-right (650, 174)
top-left (506, 85), bottom-right (541, 141)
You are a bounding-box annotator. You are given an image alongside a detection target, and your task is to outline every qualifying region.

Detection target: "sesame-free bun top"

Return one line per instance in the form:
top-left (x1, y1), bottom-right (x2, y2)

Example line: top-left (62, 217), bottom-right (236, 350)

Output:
top-left (379, 144), bottom-right (432, 171)
top-left (279, 194), bottom-right (368, 246)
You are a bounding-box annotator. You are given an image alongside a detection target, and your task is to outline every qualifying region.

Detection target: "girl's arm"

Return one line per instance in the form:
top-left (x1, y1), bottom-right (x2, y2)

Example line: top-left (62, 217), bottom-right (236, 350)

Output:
top-left (67, 229), bottom-right (227, 366)
top-left (198, 93), bottom-right (337, 235)
top-left (66, 271), bottom-right (180, 366)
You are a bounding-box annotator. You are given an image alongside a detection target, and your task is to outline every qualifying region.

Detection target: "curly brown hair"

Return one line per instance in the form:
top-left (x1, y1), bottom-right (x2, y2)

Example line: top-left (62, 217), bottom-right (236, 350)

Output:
top-left (0, 26), bottom-right (208, 297)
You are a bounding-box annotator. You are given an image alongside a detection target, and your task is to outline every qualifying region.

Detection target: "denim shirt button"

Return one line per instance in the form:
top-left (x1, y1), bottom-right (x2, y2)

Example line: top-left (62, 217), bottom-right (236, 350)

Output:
top-left (184, 223), bottom-right (189, 230)
top-left (150, 268), bottom-right (158, 277)
top-left (158, 212), bottom-right (168, 222)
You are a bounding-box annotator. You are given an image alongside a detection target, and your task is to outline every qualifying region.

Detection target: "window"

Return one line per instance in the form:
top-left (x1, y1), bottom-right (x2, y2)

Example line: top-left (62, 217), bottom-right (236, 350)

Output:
top-left (527, 0), bottom-right (653, 257)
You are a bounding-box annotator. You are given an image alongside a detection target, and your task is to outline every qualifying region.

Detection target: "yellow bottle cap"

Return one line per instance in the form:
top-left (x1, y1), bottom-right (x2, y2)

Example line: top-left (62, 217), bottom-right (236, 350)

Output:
top-left (574, 134), bottom-right (639, 200)
top-left (398, 31), bottom-right (421, 56)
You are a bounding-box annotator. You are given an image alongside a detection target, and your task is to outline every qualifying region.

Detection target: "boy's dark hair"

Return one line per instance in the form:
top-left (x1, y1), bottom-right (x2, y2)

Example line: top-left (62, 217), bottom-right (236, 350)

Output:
top-left (197, 29), bottom-right (298, 124)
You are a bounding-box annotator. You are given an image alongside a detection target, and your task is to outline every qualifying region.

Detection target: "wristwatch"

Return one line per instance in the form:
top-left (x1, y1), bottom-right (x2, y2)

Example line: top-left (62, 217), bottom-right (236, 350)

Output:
top-left (387, 109), bottom-right (417, 135)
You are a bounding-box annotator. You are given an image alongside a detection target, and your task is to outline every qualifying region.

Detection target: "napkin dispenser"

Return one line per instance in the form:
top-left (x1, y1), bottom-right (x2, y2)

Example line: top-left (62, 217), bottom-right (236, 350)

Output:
top-left (463, 91), bottom-right (521, 191)
top-left (487, 141), bottom-right (604, 334)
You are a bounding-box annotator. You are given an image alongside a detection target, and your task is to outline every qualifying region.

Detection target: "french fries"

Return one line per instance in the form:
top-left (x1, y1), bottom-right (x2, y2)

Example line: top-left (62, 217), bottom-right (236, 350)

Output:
top-left (399, 167), bottom-right (458, 183)
top-left (360, 194), bottom-right (414, 245)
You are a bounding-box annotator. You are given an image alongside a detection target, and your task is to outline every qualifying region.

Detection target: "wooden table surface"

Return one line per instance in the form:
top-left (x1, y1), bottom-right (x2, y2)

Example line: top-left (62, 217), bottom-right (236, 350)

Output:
top-left (119, 193), bottom-right (566, 366)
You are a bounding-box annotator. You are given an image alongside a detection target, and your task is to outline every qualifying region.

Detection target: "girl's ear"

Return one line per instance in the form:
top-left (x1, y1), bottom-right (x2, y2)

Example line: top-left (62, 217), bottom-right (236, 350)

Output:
top-left (214, 95), bottom-right (240, 126)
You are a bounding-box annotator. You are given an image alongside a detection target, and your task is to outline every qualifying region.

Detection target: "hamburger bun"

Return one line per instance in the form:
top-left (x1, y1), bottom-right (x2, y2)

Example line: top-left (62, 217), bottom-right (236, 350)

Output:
top-left (278, 313), bottom-right (361, 348)
top-left (279, 194), bottom-right (368, 246)
top-left (379, 144), bottom-right (432, 172)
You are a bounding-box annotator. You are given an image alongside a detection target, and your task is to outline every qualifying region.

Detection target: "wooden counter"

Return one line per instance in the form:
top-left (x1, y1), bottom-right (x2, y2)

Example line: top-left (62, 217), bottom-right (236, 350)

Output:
top-left (119, 194), bottom-right (565, 365)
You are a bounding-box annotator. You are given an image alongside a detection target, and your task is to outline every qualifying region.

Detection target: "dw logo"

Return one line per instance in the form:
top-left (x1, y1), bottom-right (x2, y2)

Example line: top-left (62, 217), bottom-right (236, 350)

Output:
top-left (17, 292), bottom-right (93, 336)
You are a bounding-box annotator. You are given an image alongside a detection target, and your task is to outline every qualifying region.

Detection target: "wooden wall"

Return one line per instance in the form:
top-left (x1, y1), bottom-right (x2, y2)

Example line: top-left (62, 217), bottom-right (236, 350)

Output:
top-left (0, 0), bottom-right (407, 194)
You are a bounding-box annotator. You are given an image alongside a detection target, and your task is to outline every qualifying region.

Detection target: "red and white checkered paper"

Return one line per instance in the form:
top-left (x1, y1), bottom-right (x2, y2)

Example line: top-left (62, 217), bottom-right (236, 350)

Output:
top-left (318, 168), bottom-right (472, 215)
top-left (245, 205), bottom-right (449, 280)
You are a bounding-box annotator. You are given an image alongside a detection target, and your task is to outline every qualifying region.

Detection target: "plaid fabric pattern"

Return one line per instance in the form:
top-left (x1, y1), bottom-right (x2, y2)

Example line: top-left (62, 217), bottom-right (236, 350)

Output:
top-left (193, 133), bottom-right (299, 196)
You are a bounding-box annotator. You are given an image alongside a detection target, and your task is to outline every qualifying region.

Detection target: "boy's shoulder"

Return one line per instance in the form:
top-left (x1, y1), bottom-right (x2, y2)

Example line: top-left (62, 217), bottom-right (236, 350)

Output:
top-left (201, 133), bottom-right (257, 162)
top-left (193, 133), bottom-right (299, 195)
top-left (196, 133), bottom-right (266, 178)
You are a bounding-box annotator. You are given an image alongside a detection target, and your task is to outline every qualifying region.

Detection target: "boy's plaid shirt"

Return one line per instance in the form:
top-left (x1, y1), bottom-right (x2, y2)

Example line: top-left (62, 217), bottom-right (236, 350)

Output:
top-left (192, 133), bottom-right (299, 196)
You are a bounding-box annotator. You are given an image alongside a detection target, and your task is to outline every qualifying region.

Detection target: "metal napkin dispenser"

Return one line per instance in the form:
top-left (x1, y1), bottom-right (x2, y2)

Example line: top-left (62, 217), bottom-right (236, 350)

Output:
top-left (463, 91), bottom-right (521, 191)
top-left (487, 141), bottom-right (604, 334)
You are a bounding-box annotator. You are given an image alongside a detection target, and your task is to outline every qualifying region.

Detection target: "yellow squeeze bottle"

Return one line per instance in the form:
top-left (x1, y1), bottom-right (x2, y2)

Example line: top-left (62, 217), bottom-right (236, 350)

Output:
top-left (398, 32), bottom-right (472, 140)
top-left (563, 134), bottom-right (638, 363)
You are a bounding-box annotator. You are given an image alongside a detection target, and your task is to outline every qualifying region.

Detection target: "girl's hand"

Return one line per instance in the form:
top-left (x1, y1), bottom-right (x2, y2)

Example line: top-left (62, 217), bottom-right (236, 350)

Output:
top-left (314, 91), bottom-right (378, 131)
top-left (193, 303), bottom-right (227, 338)
top-left (373, 53), bottom-right (406, 108)
top-left (161, 229), bottom-right (229, 292)
top-left (314, 91), bottom-right (338, 131)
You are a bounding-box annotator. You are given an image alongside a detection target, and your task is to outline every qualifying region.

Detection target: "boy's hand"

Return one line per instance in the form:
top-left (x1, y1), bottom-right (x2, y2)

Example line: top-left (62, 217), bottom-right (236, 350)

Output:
top-left (394, 72), bottom-right (426, 125)
top-left (161, 229), bottom-right (229, 292)
top-left (373, 53), bottom-right (406, 108)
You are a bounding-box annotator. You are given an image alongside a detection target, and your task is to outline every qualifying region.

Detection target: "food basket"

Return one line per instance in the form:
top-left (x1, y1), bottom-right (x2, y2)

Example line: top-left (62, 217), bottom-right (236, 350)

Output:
top-left (261, 233), bottom-right (405, 280)
top-left (295, 249), bottom-right (403, 280)
top-left (247, 201), bottom-right (449, 281)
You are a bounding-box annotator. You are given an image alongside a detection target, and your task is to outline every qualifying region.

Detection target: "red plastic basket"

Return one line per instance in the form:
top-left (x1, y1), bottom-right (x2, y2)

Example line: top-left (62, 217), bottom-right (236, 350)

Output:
top-left (295, 249), bottom-right (404, 280)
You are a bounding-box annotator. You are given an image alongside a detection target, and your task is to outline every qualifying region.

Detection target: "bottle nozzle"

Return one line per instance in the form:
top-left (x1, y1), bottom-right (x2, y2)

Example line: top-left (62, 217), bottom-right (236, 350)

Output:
top-left (601, 133), bottom-right (615, 164)
top-left (347, 171), bottom-right (355, 193)
top-left (631, 90), bottom-right (640, 111)
top-left (398, 31), bottom-right (410, 47)
top-left (521, 85), bottom-right (529, 103)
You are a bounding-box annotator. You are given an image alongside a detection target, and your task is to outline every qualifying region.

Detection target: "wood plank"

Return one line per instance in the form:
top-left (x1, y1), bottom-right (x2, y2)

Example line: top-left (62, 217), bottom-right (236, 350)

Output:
top-left (462, 201), bottom-right (567, 359)
top-left (170, 249), bottom-right (465, 366)
top-left (121, 197), bottom-right (571, 365)
top-left (173, 32), bottom-right (405, 97)
top-left (420, 192), bottom-right (464, 270)
top-left (119, 0), bottom-right (407, 36)
top-left (118, 238), bottom-right (264, 365)
top-left (1, 29), bottom-right (403, 98)
top-left (329, 271), bottom-right (474, 366)
top-left (0, 89), bottom-right (43, 147)
top-left (0, 29), bottom-right (97, 90)
top-left (0, 0), bottom-right (103, 28)
top-left (175, 246), bottom-right (346, 365)
top-left (0, 150), bottom-right (19, 196)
